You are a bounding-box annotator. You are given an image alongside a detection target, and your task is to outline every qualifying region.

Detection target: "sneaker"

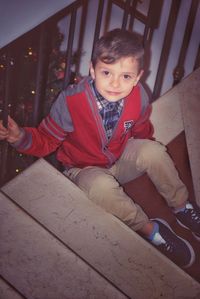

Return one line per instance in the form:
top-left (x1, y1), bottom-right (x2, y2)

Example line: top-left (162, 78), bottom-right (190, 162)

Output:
top-left (175, 203), bottom-right (200, 241)
top-left (148, 218), bottom-right (195, 268)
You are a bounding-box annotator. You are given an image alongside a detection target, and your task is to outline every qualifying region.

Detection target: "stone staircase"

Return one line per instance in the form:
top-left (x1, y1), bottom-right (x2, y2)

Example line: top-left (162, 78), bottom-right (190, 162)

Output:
top-left (150, 67), bottom-right (200, 207)
top-left (0, 68), bottom-right (200, 299)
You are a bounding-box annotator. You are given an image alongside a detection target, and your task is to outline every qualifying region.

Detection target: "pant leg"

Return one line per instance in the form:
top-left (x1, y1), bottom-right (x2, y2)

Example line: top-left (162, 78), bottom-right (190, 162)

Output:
top-left (111, 138), bottom-right (188, 208)
top-left (65, 166), bottom-right (149, 231)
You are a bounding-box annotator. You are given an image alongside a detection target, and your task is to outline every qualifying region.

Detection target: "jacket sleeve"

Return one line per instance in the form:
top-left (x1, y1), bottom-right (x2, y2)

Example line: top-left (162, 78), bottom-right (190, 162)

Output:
top-left (132, 84), bottom-right (154, 140)
top-left (12, 91), bottom-right (74, 157)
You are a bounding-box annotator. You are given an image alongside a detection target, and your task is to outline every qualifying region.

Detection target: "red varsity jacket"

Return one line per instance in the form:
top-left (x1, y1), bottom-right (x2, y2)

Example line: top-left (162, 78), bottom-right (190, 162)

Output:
top-left (14, 76), bottom-right (154, 168)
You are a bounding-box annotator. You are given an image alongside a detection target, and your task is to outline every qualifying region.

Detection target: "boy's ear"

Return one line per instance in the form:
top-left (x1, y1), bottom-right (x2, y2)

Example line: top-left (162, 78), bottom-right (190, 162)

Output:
top-left (89, 62), bottom-right (95, 80)
top-left (134, 69), bottom-right (144, 85)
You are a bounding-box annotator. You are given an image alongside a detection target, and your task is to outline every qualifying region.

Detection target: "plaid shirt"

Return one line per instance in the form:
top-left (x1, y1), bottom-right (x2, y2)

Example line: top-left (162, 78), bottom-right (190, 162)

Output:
top-left (91, 80), bottom-right (124, 139)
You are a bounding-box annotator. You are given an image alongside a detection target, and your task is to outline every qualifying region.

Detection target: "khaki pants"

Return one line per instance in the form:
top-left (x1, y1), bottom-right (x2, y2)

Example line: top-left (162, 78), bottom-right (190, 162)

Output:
top-left (64, 138), bottom-right (188, 231)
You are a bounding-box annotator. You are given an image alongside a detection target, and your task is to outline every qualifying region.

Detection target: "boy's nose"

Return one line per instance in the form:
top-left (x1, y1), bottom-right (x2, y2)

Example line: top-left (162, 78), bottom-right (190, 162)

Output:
top-left (110, 77), bottom-right (120, 88)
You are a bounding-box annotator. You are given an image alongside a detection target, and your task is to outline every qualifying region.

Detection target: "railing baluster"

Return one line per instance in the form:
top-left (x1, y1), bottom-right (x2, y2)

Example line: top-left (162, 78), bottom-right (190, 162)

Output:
top-left (152, 0), bottom-right (181, 101)
top-left (32, 22), bottom-right (51, 126)
top-left (104, 0), bottom-right (112, 33)
top-left (75, 0), bottom-right (88, 74)
top-left (91, 0), bottom-right (105, 58)
top-left (2, 50), bottom-right (12, 128)
top-left (122, 0), bottom-right (131, 29)
top-left (173, 0), bottom-right (199, 85)
top-left (129, 0), bottom-right (137, 30)
top-left (63, 8), bottom-right (77, 88)
top-left (0, 49), bottom-right (13, 186)
top-left (143, 0), bottom-right (163, 45)
top-left (194, 44), bottom-right (200, 70)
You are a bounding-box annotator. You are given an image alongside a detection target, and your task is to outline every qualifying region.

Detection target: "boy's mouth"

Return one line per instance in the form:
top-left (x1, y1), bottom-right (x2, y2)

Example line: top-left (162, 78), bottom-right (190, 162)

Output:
top-left (107, 91), bottom-right (121, 96)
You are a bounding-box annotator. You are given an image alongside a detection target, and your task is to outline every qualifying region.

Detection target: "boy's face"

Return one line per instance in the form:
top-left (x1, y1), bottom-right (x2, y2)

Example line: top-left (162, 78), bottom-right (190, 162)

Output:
top-left (90, 56), bottom-right (143, 102)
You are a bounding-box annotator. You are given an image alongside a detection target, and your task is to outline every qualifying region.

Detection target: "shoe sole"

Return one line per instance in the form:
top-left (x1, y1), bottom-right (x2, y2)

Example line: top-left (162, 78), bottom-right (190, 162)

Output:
top-left (151, 218), bottom-right (195, 269)
top-left (176, 218), bottom-right (200, 241)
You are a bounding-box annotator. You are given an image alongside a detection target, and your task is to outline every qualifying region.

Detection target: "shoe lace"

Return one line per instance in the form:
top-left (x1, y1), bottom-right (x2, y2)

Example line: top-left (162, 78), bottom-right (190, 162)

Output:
top-left (153, 232), bottom-right (174, 253)
top-left (185, 207), bottom-right (200, 224)
top-left (162, 241), bottom-right (173, 253)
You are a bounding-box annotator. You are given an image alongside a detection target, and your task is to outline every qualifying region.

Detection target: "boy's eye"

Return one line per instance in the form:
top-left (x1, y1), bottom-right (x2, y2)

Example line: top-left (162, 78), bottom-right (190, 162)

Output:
top-left (123, 74), bottom-right (131, 80)
top-left (102, 70), bottom-right (110, 76)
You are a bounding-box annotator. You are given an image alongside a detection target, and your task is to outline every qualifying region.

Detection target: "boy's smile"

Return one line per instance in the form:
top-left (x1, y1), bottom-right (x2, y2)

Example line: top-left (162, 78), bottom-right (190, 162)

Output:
top-left (90, 57), bottom-right (143, 102)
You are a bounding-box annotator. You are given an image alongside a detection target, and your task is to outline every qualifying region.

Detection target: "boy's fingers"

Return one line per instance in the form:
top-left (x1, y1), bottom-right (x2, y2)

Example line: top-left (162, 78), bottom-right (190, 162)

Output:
top-left (0, 120), bottom-right (7, 131)
top-left (0, 128), bottom-right (9, 139)
top-left (0, 116), bottom-right (14, 128)
top-left (8, 115), bottom-right (13, 121)
top-left (8, 115), bottom-right (16, 126)
top-left (0, 116), bottom-right (21, 143)
top-left (8, 116), bottom-right (20, 132)
top-left (0, 133), bottom-right (8, 140)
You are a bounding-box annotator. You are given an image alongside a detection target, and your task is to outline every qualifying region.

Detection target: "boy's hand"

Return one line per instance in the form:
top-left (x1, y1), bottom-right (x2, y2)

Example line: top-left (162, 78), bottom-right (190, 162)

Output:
top-left (0, 116), bottom-right (22, 143)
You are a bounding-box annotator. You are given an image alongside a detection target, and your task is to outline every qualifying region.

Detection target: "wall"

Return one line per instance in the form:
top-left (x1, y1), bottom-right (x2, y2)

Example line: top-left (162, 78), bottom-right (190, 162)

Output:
top-left (0, 0), bottom-right (74, 49)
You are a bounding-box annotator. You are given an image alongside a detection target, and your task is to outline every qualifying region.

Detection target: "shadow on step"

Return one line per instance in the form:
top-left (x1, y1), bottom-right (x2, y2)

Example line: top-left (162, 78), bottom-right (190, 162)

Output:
top-left (123, 131), bottom-right (200, 282)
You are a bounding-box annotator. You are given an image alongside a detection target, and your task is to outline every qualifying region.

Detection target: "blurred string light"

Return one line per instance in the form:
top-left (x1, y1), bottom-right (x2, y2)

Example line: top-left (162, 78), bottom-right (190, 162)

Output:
top-left (0, 56), bottom-right (14, 69)
top-left (28, 47), bottom-right (33, 55)
top-left (24, 47), bottom-right (37, 60)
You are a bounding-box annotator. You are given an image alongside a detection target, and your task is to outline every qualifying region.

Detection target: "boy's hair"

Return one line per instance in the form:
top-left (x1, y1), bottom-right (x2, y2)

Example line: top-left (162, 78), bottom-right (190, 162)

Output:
top-left (92, 28), bottom-right (144, 70)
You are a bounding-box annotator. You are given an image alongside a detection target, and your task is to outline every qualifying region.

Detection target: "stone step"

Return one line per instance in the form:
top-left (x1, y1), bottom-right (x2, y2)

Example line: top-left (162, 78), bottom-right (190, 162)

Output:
top-left (0, 277), bottom-right (25, 299)
top-left (0, 191), bottom-right (127, 299)
top-left (178, 67), bottom-right (200, 206)
top-left (2, 158), bottom-right (200, 299)
top-left (150, 67), bottom-right (200, 206)
top-left (150, 81), bottom-right (184, 146)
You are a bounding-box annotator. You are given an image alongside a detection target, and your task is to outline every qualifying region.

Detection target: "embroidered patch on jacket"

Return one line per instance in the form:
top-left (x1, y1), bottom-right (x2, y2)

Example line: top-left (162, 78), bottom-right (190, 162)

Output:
top-left (124, 120), bottom-right (134, 132)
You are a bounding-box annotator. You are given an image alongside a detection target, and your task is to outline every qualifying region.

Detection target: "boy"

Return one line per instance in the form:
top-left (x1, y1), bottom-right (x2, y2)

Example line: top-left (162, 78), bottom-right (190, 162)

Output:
top-left (0, 29), bottom-right (200, 268)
